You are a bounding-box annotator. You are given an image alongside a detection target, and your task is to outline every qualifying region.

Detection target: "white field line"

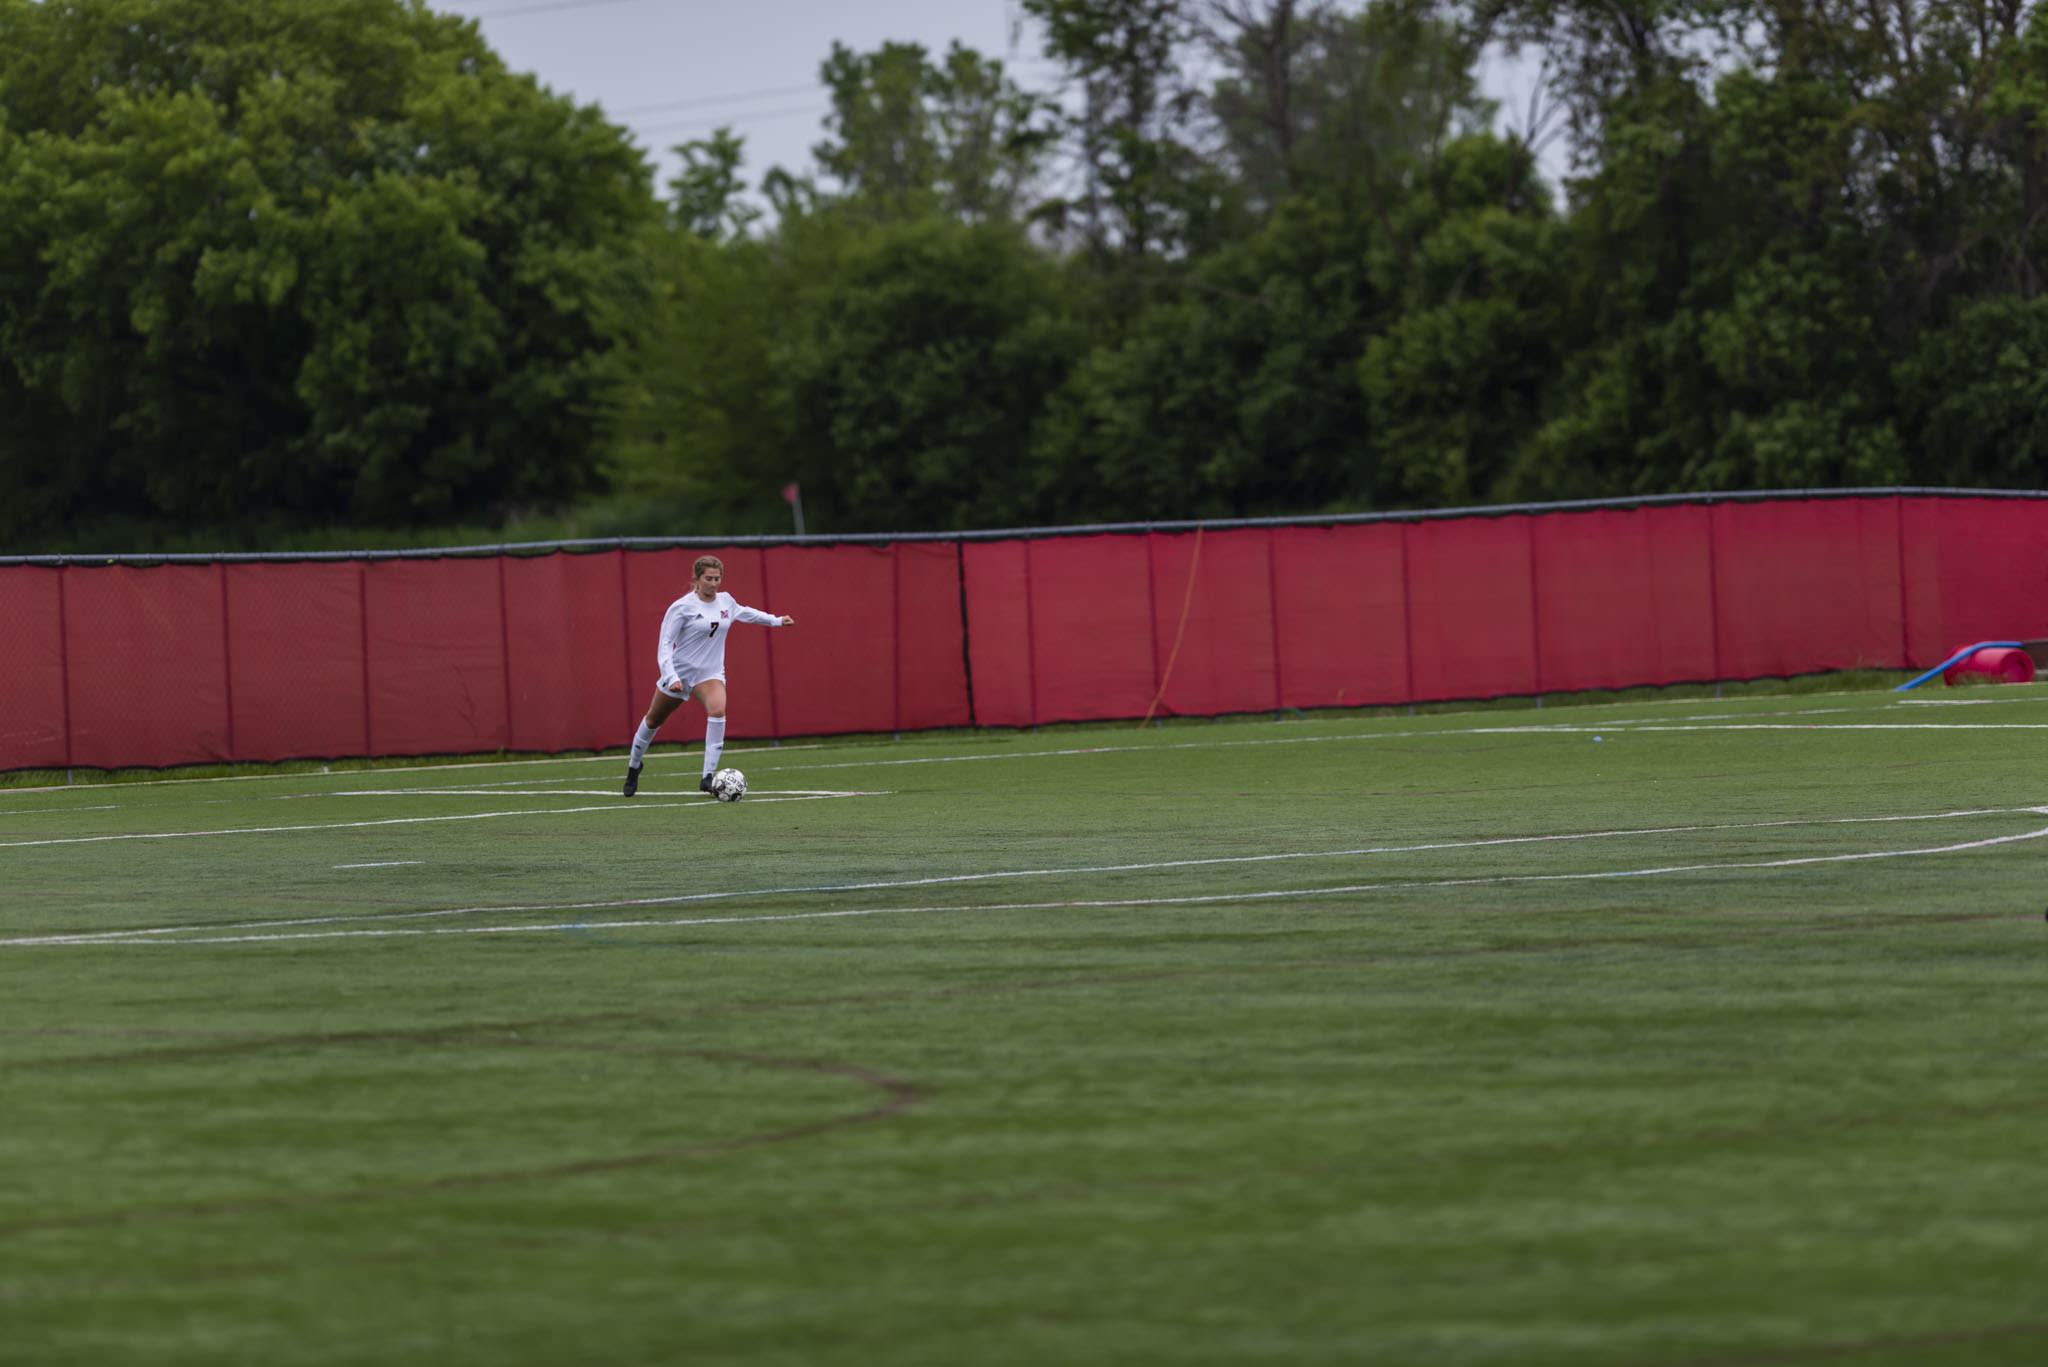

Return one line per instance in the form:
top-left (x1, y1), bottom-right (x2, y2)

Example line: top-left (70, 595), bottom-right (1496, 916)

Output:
top-left (1897, 698), bottom-right (2025, 706)
top-left (324, 788), bottom-right (628, 797)
top-left (728, 715), bottom-right (2048, 776)
top-left (1456, 723), bottom-right (2048, 735)
top-left (324, 788), bottom-right (869, 798)
top-left (0, 792), bottom-right (872, 849)
top-left (0, 742), bottom-right (844, 794)
top-left (9, 696), bottom-right (2040, 799)
top-left (333, 861), bottom-right (422, 869)
top-left (21, 819), bottom-right (2048, 949)
top-left (423, 776), bottom-right (620, 787)
top-left (9, 805), bottom-right (2043, 949)
top-left (12, 710), bottom-right (2030, 817)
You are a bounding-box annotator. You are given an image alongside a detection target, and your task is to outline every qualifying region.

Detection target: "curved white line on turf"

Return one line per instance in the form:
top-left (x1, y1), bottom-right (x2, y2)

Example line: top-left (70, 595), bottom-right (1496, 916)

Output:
top-left (1467, 723), bottom-right (2048, 734)
top-left (0, 803), bottom-right (694, 846)
top-left (12, 807), bottom-right (2028, 943)
top-left (723, 714), bottom-right (2048, 775)
top-left (11, 807), bottom-right (2045, 948)
top-left (0, 694), bottom-right (1961, 796)
top-left (0, 792), bottom-right (868, 848)
top-left (1897, 698), bottom-right (2020, 706)
top-left (236, 788), bottom-right (860, 804)
top-left (0, 743), bottom-right (843, 794)
top-left (25, 820), bottom-right (2048, 947)
top-left (331, 788), bottom-right (628, 796)
top-left (12, 699), bottom-right (2044, 798)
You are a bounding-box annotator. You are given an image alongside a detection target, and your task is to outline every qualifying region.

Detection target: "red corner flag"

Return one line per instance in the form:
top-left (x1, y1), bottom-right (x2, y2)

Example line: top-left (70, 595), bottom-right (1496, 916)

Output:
top-left (782, 482), bottom-right (799, 504)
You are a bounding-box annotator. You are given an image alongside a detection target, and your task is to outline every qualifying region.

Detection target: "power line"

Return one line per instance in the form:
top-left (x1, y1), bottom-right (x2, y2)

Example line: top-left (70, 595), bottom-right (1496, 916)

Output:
top-left (615, 61), bottom-right (1062, 125)
top-left (608, 54), bottom-right (1067, 133)
top-left (633, 101), bottom-right (833, 140)
top-left (457, 0), bottom-right (649, 19)
top-left (611, 83), bottom-right (822, 119)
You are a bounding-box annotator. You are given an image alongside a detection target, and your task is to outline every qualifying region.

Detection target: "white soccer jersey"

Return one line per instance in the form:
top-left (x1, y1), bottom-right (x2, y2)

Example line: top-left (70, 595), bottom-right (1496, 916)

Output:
top-left (656, 590), bottom-right (782, 688)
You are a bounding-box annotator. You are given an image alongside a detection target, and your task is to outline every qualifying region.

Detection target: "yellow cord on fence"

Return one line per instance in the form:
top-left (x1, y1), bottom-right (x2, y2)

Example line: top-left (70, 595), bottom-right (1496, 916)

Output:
top-left (1140, 522), bottom-right (1204, 727)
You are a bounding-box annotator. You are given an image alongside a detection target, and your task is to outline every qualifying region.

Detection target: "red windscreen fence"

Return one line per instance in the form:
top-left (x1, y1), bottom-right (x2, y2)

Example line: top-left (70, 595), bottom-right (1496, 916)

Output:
top-left (5, 493), bottom-right (2046, 772)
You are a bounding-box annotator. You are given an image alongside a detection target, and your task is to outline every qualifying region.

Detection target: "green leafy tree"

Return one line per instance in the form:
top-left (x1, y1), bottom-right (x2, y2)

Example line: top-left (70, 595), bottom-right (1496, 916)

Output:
top-left (1713, 1), bottom-right (2048, 336)
top-left (667, 128), bottom-right (761, 241)
top-left (1210, 0), bottom-right (1493, 217)
top-left (613, 208), bottom-right (1087, 536)
top-left (1357, 134), bottom-right (1564, 504)
top-left (778, 218), bottom-right (1088, 531)
top-left (811, 40), bottom-right (1061, 224)
top-left (1896, 295), bottom-right (2048, 489)
top-left (1490, 0), bottom-right (2048, 496)
top-left (0, 0), bottom-right (657, 544)
top-left (1034, 192), bottom-right (1393, 520)
top-left (604, 230), bottom-right (792, 530)
top-left (1471, 0), bottom-right (1727, 167)
top-left (1023, 0), bottom-right (1232, 263)
top-left (611, 40), bottom-right (1074, 537)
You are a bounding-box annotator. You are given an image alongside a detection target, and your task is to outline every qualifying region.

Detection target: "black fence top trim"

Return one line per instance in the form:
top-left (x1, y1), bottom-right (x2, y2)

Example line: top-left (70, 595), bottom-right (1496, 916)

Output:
top-left (5, 487), bottom-right (2044, 567)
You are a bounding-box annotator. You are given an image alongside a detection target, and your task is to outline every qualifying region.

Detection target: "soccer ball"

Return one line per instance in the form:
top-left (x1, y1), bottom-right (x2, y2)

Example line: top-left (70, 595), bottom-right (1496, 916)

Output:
top-left (710, 767), bottom-right (747, 803)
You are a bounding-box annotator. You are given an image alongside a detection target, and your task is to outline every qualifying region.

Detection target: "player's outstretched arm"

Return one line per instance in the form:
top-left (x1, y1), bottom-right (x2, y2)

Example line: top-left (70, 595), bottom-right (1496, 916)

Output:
top-left (733, 603), bottom-right (791, 628)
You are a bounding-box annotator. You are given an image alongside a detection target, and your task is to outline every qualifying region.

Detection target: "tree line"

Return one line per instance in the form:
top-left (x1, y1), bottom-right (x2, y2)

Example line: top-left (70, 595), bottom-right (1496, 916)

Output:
top-left (3, 0), bottom-right (2045, 549)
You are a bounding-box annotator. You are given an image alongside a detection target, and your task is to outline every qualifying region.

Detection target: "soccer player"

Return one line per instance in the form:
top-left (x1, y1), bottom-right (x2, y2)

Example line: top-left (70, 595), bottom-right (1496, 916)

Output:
top-left (623, 555), bottom-right (793, 797)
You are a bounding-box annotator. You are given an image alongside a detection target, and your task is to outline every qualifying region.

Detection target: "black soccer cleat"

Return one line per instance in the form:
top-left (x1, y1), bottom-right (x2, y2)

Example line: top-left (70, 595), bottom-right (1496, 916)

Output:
top-left (700, 773), bottom-right (716, 794)
top-left (622, 762), bottom-right (642, 797)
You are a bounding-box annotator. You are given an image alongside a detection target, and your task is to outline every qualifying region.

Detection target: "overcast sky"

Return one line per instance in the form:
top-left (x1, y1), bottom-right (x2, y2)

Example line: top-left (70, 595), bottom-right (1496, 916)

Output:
top-left (428, 0), bottom-right (1042, 202)
top-left (428, 0), bottom-right (1559, 208)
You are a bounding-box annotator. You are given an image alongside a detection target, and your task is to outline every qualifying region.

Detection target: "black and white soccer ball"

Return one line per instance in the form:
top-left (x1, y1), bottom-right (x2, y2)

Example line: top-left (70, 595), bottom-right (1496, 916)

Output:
top-left (710, 767), bottom-right (747, 802)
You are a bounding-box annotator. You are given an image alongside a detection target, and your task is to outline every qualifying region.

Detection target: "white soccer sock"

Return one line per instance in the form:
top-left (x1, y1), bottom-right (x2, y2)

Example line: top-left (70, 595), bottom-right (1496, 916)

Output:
top-left (701, 717), bottom-right (727, 776)
top-left (628, 721), bottom-right (656, 767)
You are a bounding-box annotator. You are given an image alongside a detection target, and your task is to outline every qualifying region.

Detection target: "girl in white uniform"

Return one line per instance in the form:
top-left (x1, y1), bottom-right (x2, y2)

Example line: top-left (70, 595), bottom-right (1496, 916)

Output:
top-left (623, 555), bottom-right (793, 796)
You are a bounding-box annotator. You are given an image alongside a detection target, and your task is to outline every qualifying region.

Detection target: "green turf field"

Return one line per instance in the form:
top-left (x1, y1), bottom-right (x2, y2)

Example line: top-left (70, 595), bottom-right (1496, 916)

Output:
top-left (5, 683), bottom-right (2048, 1366)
